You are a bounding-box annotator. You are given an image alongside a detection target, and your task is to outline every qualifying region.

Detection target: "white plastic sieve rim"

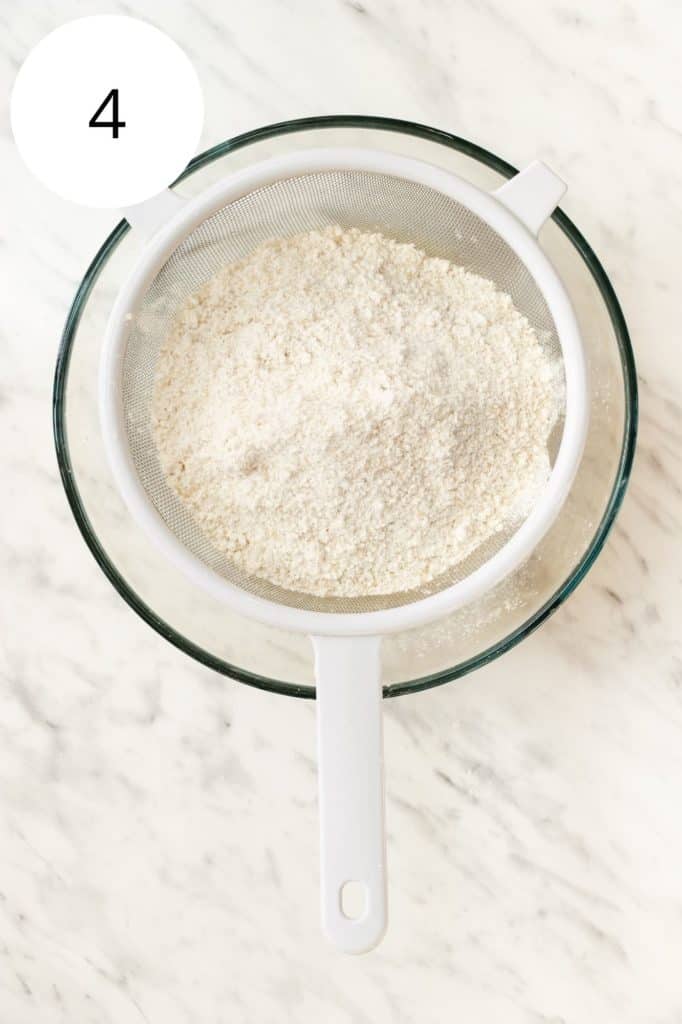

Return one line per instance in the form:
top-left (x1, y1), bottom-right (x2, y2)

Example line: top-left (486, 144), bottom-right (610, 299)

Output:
top-left (100, 147), bottom-right (588, 637)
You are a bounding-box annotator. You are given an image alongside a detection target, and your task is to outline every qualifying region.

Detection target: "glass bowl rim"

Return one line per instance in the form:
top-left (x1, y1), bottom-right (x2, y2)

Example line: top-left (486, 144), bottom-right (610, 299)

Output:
top-left (53, 114), bottom-right (638, 701)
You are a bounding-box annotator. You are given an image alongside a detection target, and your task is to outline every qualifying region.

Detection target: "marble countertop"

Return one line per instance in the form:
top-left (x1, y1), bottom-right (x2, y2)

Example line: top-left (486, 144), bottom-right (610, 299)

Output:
top-left (2, 1), bottom-right (680, 1021)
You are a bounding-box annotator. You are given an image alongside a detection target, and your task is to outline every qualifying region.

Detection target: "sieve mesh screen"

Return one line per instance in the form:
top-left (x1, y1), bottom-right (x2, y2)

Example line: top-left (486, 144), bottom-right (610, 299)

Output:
top-left (120, 170), bottom-right (563, 614)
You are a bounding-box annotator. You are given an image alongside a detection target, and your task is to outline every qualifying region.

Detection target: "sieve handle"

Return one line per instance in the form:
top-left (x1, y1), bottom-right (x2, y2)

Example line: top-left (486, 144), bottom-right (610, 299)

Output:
top-left (494, 161), bottom-right (566, 236)
top-left (312, 634), bottom-right (387, 954)
top-left (122, 188), bottom-right (186, 239)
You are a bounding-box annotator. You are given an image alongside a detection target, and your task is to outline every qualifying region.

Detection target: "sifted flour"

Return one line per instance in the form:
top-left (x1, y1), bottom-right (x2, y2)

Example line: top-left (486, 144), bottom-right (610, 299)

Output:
top-left (152, 226), bottom-right (564, 597)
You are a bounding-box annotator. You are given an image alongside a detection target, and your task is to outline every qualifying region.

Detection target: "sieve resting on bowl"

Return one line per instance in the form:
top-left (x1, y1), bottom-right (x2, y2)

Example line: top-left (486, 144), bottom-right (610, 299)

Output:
top-left (100, 149), bottom-right (587, 953)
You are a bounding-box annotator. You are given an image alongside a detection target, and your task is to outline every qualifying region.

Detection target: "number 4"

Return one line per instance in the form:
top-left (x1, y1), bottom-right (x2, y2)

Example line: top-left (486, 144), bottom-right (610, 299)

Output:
top-left (89, 88), bottom-right (126, 139)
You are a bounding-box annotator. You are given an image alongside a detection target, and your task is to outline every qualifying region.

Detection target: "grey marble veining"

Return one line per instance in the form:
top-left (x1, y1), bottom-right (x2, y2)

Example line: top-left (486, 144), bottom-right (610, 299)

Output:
top-left (1, 0), bottom-right (681, 1021)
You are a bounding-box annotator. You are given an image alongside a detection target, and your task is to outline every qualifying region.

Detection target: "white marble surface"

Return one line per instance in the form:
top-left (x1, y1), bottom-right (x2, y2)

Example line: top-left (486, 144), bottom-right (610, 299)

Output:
top-left (1, 0), bottom-right (681, 1020)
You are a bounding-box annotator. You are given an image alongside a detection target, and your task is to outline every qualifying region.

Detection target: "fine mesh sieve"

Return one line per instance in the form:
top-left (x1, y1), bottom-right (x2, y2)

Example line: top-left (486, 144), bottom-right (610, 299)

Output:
top-left (100, 148), bottom-right (588, 955)
top-left (121, 168), bottom-right (563, 616)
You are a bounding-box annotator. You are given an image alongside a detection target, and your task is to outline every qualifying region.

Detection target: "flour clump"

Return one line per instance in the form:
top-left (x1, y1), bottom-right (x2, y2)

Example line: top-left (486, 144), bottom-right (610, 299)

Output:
top-left (152, 226), bottom-right (564, 597)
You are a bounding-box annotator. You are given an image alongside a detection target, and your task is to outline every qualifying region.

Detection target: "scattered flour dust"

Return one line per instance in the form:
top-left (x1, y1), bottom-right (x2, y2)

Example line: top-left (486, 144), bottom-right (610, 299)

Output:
top-left (152, 226), bottom-right (564, 597)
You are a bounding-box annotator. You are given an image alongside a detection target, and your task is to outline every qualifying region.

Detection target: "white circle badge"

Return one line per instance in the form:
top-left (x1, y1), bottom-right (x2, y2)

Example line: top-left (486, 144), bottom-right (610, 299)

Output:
top-left (10, 16), bottom-right (204, 208)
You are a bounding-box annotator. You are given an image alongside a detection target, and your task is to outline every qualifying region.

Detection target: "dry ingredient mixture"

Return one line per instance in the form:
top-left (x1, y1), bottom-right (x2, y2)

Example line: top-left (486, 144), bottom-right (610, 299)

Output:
top-left (152, 226), bottom-right (564, 597)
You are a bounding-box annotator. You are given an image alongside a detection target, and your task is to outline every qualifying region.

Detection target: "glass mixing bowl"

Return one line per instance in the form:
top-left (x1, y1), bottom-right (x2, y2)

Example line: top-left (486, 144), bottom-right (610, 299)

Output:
top-left (53, 116), bottom-right (637, 699)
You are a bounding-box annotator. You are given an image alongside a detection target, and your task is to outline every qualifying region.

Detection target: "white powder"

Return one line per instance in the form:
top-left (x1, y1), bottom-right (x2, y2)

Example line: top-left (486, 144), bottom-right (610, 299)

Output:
top-left (152, 226), bottom-right (564, 597)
